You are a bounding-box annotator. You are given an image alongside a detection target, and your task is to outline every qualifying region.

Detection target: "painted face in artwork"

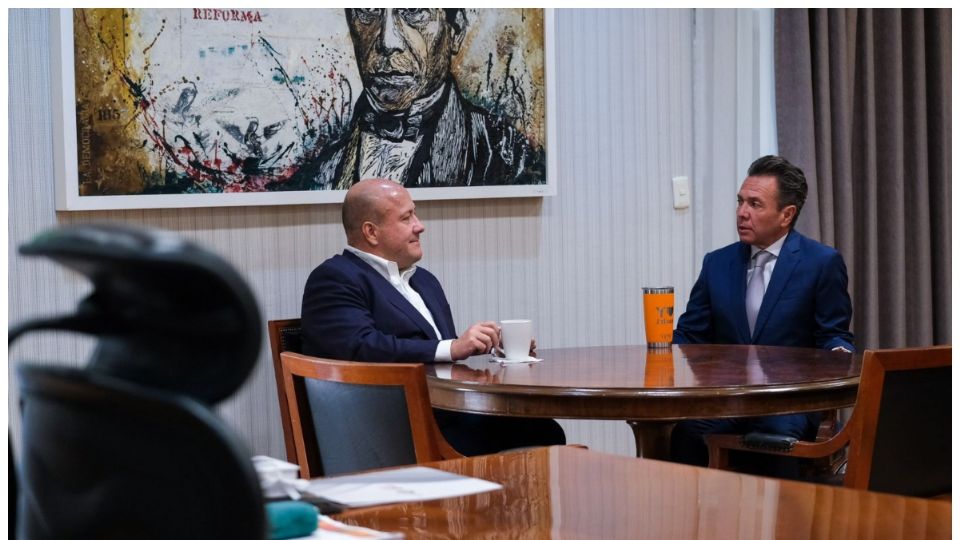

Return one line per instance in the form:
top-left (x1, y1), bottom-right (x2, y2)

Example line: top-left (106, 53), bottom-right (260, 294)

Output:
top-left (346, 8), bottom-right (466, 112)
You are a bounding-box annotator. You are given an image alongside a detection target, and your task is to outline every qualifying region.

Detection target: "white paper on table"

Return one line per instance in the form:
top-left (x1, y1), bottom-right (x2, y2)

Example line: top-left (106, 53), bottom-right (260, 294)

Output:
top-left (252, 455), bottom-right (308, 499)
top-left (303, 466), bottom-right (502, 507)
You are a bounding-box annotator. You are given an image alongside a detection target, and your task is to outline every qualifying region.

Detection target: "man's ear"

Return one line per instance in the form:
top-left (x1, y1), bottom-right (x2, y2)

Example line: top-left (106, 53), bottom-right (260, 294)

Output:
top-left (361, 221), bottom-right (379, 246)
top-left (448, 9), bottom-right (467, 55)
top-left (781, 205), bottom-right (797, 227)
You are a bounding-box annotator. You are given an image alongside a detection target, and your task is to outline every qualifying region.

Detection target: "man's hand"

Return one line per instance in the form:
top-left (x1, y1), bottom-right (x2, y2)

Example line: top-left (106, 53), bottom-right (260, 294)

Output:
top-left (451, 321), bottom-right (500, 361)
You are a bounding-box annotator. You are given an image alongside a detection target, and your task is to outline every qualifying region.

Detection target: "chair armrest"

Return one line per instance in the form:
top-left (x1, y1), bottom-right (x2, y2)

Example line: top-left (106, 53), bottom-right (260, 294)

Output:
top-left (742, 432), bottom-right (798, 452)
top-left (706, 429), bottom-right (852, 470)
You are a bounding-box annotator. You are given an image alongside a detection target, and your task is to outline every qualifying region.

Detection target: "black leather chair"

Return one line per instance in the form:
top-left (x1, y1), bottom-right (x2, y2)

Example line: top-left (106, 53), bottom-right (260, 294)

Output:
top-left (11, 223), bottom-right (266, 539)
top-left (267, 318), bottom-right (304, 463)
top-left (17, 365), bottom-right (264, 539)
top-left (280, 351), bottom-right (463, 478)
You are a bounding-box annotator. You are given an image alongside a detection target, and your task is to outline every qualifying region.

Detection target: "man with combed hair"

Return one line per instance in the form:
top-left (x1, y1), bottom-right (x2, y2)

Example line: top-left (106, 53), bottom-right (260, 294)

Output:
top-left (302, 178), bottom-right (565, 455)
top-left (670, 155), bottom-right (854, 478)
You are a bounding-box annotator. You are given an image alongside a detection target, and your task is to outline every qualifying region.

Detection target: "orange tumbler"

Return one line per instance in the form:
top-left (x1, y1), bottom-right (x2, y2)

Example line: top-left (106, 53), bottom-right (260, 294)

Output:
top-left (643, 347), bottom-right (675, 387)
top-left (642, 286), bottom-right (674, 347)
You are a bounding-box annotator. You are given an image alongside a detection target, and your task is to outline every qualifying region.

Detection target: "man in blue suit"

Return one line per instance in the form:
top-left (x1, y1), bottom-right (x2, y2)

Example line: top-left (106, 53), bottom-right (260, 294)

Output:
top-left (670, 155), bottom-right (854, 477)
top-left (302, 178), bottom-right (565, 455)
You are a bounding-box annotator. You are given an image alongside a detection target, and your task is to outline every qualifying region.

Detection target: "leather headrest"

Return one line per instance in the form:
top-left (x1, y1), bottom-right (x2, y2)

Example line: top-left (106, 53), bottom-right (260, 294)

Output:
top-left (13, 223), bottom-right (262, 404)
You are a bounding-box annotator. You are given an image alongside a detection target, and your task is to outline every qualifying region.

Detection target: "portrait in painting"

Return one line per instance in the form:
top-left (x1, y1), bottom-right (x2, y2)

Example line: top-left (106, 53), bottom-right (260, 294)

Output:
top-left (68, 8), bottom-right (547, 200)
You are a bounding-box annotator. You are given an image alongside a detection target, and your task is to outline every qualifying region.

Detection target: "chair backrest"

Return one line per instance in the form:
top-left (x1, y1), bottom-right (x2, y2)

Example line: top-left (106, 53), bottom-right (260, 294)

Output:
top-left (280, 351), bottom-right (458, 478)
top-left (267, 318), bottom-right (304, 463)
top-left (11, 224), bottom-right (267, 539)
top-left (844, 345), bottom-right (951, 497)
top-left (17, 364), bottom-right (265, 540)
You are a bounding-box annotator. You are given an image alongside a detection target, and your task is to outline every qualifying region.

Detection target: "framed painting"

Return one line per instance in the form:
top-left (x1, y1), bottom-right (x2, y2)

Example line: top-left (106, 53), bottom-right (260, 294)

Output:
top-left (51, 8), bottom-right (556, 210)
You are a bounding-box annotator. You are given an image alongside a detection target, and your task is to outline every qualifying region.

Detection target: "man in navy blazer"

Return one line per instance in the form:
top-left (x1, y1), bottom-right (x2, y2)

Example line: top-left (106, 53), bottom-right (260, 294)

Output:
top-left (302, 178), bottom-right (565, 455)
top-left (670, 155), bottom-right (854, 477)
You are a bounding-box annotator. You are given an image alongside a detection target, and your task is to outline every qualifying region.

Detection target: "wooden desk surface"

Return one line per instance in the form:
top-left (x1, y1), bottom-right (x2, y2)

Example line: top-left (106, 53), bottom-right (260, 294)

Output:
top-left (336, 446), bottom-right (950, 539)
top-left (427, 344), bottom-right (862, 420)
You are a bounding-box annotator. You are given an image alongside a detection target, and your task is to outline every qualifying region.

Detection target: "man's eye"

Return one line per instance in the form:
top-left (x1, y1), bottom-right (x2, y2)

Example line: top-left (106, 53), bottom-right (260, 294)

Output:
top-left (397, 8), bottom-right (432, 25)
top-left (351, 8), bottom-right (382, 24)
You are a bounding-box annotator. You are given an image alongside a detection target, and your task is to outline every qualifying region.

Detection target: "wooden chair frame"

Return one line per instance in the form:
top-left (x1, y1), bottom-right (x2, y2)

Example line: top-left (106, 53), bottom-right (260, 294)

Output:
top-left (267, 318), bottom-right (303, 463)
top-left (280, 351), bottom-right (464, 478)
top-left (706, 345), bottom-right (951, 492)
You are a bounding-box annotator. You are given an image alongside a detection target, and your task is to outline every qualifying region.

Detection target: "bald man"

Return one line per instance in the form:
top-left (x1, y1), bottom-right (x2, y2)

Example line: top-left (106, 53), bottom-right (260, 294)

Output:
top-left (301, 179), bottom-right (565, 455)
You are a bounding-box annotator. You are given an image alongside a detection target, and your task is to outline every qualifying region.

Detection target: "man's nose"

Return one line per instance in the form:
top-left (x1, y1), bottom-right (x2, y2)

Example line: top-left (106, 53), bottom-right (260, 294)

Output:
top-left (736, 203), bottom-right (748, 219)
top-left (413, 217), bottom-right (425, 233)
top-left (377, 10), bottom-right (405, 54)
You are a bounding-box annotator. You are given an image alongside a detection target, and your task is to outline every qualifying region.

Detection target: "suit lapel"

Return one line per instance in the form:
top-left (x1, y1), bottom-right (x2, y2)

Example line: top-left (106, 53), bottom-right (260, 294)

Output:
top-left (343, 252), bottom-right (439, 338)
top-left (410, 273), bottom-right (455, 339)
top-left (752, 231), bottom-right (802, 341)
top-left (405, 81), bottom-right (470, 187)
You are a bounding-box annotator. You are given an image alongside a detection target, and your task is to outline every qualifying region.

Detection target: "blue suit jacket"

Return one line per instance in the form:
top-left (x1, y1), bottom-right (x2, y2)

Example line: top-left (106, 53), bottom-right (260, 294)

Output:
top-left (673, 230), bottom-right (854, 351)
top-left (301, 251), bottom-right (456, 362)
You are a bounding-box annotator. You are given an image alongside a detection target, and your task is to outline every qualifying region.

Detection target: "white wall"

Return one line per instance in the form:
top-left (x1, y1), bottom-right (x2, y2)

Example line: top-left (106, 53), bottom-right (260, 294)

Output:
top-left (8, 8), bottom-right (775, 459)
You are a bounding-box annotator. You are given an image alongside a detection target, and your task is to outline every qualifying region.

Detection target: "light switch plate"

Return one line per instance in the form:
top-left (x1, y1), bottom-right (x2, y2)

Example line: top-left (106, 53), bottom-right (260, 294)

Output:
top-left (672, 176), bottom-right (690, 209)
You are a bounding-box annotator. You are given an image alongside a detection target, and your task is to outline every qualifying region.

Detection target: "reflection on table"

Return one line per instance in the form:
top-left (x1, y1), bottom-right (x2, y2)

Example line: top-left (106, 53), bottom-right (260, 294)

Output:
top-left (427, 345), bottom-right (862, 458)
top-left (336, 446), bottom-right (949, 539)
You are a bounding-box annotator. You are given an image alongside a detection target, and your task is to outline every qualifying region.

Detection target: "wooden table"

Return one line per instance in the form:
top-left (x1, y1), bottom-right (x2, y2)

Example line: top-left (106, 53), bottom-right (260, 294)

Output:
top-left (427, 344), bottom-right (862, 458)
top-left (336, 446), bottom-right (950, 539)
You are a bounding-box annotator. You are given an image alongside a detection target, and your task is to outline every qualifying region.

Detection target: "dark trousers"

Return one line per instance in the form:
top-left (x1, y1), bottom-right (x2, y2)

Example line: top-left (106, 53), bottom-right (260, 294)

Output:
top-left (669, 412), bottom-right (822, 479)
top-left (434, 409), bottom-right (566, 456)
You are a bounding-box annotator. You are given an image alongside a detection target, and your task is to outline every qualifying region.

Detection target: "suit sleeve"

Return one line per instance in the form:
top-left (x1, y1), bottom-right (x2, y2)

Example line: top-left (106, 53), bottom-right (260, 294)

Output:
top-left (301, 264), bottom-right (439, 363)
top-left (813, 251), bottom-right (856, 351)
top-left (673, 252), bottom-right (715, 344)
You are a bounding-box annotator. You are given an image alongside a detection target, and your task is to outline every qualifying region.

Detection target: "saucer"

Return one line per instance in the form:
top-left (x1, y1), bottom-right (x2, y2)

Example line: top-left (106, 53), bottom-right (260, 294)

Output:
top-left (490, 355), bottom-right (542, 364)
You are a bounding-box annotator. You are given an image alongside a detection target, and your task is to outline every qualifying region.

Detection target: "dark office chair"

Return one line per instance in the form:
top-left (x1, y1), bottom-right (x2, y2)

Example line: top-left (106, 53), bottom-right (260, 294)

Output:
top-left (267, 318), bottom-right (304, 464)
top-left (706, 346), bottom-right (951, 498)
top-left (11, 223), bottom-right (266, 539)
top-left (17, 365), bottom-right (264, 540)
top-left (280, 351), bottom-right (464, 478)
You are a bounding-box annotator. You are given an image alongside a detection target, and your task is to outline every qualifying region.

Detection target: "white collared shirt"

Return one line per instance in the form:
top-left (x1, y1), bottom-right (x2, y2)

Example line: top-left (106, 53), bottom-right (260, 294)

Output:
top-left (747, 232), bottom-right (788, 293)
top-left (345, 246), bottom-right (453, 362)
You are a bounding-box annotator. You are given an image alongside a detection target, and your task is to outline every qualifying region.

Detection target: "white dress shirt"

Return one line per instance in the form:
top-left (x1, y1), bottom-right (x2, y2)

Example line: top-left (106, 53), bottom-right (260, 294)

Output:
top-left (345, 246), bottom-right (453, 361)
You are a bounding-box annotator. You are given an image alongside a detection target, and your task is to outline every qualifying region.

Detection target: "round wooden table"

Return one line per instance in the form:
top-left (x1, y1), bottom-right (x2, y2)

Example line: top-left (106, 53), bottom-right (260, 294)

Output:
top-left (426, 344), bottom-right (862, 459)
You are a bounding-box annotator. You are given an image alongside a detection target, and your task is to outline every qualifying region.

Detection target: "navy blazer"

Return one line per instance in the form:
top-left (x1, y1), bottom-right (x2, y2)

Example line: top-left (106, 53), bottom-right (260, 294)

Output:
top-left (301, 251), bottom-right (456, 362)
top-left (673, 230), bottom-right (855, 351)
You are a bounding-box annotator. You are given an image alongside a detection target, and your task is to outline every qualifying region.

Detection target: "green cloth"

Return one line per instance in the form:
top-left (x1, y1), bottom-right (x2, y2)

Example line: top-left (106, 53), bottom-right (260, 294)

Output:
top-left (266, 501), bottom-right (319, 540)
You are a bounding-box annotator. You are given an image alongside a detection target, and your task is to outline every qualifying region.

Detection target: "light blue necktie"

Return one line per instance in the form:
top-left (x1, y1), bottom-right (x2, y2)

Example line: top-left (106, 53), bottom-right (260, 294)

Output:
top-left (746, 250), bottom-right (773, 335)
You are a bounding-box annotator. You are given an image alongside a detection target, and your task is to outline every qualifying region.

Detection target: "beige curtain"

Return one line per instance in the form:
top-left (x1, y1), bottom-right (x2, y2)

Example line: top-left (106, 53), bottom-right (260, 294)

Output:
top-left (774, 8), bottom-right (951, 349)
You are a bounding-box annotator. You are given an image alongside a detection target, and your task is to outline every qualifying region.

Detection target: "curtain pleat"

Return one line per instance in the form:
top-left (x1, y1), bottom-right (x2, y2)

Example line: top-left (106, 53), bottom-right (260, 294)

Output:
top-left (775, 8), bottom-right (951, 349)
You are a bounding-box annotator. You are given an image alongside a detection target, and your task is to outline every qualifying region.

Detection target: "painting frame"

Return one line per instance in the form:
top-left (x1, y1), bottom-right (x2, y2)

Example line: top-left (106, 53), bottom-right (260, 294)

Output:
top-left (50, 8), bottom-right (557, 210)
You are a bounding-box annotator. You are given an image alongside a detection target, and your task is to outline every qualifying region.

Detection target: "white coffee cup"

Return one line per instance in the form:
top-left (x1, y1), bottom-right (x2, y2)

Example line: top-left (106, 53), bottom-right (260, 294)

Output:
top-left (500, 319), bottom-right (533, 361)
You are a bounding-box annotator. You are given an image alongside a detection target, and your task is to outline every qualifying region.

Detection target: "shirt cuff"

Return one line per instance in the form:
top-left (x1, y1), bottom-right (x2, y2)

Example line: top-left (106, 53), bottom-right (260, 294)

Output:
top-left (831, 346), bottom-right (852, 353)
top-left (435, 339), bottom-right (453, 362)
